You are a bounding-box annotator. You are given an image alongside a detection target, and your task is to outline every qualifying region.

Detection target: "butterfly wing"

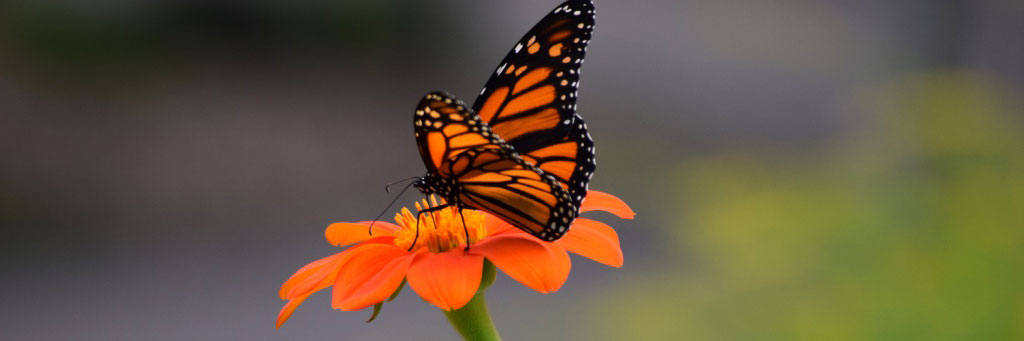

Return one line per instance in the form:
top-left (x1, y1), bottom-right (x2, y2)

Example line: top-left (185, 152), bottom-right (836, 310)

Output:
top-left (415, 92), bottom-right (575, 241)
top-left (471, 0), bottom-right (596, 208)
top-left (452, 147), bottom-right (576, 241)
top-left (415, 92), bottom-right (502, 177)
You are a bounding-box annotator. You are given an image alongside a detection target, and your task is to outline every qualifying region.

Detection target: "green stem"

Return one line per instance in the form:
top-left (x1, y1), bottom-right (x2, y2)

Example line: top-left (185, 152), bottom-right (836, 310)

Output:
top-left (443, 260), bottom-right (501, 341)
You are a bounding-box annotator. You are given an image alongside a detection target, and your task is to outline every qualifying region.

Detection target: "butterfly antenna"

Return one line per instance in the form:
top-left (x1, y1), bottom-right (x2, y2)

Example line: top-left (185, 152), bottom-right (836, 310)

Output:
top-left (385, 176), bottom-right (421, 193)
top-left (368, 180), bottom-right (419, 236)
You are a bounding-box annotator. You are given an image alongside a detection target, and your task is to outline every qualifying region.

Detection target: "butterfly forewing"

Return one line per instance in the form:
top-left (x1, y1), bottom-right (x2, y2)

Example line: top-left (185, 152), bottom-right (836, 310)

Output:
top-left (470, 0), bottom-right (596, 209)
top-left (415, 92), bottom-right (502, 177)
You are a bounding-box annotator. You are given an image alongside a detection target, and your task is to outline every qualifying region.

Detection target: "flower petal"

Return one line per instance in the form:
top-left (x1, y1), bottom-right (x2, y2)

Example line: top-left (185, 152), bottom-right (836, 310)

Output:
top-left (472, 235), bottom-right (570, 293)
top-left (483, 213), bottom-right (517, 236)
top-left (331, 244), bottom-right (412, 311)
top-left (336, 257), bottom-right (412, 311)
top-left (580, 190), bottom-right (635, 219)
top-left (556, 218), bottom-right (623, 267)
top-left (279, 252), bottom-right (346, 299)
top-left (281, 238), bottom-right (394, 300)
top-left (406, 249), bottom-right (484, 310)
top-left (325, 221), bottom-right (400, 246)
top-left (276, 294), bottom-right (310, 328)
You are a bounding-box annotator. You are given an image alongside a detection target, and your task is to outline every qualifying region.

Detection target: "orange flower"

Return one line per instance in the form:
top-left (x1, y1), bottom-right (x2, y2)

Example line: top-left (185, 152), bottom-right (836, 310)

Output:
top-left (276, 190), bottom-right (634, 328)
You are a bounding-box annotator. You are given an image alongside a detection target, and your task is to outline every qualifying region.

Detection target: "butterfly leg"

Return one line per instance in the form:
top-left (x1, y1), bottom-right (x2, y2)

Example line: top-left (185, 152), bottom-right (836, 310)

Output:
top-left (410, 212), bottom-right (421, 251)
top-left (458, 207), bottom-right (471, 251)
top-left (409, 203), bottom-right (452, 251)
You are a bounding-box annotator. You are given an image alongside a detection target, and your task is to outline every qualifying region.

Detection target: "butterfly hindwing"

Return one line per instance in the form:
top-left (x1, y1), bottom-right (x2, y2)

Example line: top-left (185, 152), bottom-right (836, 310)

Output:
top-left (453, 148), bottom-right (576, 240)
top-left (471, 0), bottom-right (596, 209)
top-left (414, 92), bottom-right (576, 241)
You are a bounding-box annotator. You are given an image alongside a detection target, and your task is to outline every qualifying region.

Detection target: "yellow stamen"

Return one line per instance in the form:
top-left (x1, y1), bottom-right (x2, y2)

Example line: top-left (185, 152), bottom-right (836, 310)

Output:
top-left (392, 195), bottom-right (487, 253)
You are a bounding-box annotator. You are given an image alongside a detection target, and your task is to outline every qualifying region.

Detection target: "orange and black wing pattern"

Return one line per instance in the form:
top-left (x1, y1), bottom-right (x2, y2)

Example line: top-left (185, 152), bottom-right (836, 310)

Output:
top-left (414, 92), bottom-right (575, 241)
top-left (415, 92), bottom-right (504, 177)
top-left (471, 0), bottom-right (596, 209)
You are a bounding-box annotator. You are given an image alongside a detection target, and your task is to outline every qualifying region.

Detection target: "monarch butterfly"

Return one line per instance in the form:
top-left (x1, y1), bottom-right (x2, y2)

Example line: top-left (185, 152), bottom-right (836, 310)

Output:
top-left (411, 0), bottom-right (596, 243)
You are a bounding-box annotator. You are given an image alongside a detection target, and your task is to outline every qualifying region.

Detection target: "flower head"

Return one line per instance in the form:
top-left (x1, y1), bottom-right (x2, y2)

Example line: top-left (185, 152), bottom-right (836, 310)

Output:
top-left (392, 196), bottom-right (488, 252)
top-left (276, 190), bottom-right (635, 328)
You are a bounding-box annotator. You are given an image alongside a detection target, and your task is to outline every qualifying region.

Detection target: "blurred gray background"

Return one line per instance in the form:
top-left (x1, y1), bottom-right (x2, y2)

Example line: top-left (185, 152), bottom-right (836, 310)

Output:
top-left (2, 0), bottom-right (1022, 340)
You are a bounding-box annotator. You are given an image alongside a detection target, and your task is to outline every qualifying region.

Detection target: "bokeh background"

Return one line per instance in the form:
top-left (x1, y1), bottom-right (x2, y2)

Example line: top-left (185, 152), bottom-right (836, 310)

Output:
top-left (2, 0), bottom-right (1022, 340)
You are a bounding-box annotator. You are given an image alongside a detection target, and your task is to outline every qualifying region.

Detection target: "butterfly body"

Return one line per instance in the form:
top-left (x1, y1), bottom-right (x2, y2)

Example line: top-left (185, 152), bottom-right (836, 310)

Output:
top-left (412, 0), bottom-right (595, 242)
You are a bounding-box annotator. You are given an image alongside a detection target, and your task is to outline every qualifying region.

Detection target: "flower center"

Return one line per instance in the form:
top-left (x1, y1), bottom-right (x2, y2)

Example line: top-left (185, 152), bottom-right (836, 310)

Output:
top-left (392, 196), bottom-right (487, 253)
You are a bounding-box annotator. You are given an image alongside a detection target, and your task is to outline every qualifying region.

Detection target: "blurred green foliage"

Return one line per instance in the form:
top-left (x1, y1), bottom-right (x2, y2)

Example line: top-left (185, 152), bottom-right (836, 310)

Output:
top-left (588, 72), bottom-right (1023, 340)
